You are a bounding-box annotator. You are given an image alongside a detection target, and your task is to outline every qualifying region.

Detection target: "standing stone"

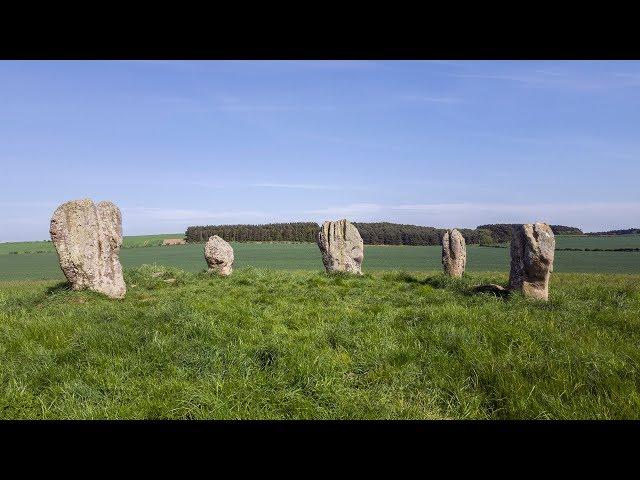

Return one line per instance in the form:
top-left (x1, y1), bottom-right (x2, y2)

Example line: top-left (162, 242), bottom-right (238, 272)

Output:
top-left (509, 222), bottom-right (555, 301)
top-left (204, 235), bottom-right (234, 276)
top-left (316, 219), bottom-right (364, 274)
top-left (49, 199), bottom-right (126, 299)
top-left (442, 228), bottom-right (466, 277)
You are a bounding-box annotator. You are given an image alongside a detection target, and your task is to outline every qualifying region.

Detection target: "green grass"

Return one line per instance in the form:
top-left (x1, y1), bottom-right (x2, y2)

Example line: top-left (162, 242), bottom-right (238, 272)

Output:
top-left (122, 234), bottom-right (185, 249)
top-left (3, 233), bottom-right (638, 257)
top-left (0, 240), bottom-right (56, 255)
top-left (1, 266), bottom-right (639, 419)
top-left (486, 234), bottom-right (640, 250)
top-left (555, 234), bottom-right (640, 250)
top-left (1, 241), bottom-right (639, 282)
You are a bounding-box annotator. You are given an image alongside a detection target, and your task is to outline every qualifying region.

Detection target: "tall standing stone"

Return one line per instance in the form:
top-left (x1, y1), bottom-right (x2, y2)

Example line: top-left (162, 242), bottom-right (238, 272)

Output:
top-left (509, 222), bottom-right (555, 301)
top-left (204, 235), bottom-right (234, 276)
top-left (442, 228), bottom-right (466, 277)
top-left (316, 219), bottom-right (364, 274)
top-left (49, 199), bottom-right (126, 299)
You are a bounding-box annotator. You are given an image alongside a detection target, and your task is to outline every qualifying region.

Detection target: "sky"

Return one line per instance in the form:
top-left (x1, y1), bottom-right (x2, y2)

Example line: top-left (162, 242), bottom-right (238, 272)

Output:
top-left (1, 60), bottom-right (639, 242)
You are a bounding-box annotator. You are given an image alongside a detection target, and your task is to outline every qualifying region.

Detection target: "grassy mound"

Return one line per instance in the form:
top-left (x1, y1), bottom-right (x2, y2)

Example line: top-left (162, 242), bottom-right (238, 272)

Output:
top-left (1, 266), bottom-right (639, 419)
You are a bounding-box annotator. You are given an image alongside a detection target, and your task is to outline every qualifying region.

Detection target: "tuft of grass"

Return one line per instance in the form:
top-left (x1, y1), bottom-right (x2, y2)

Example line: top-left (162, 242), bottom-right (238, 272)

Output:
top-left (1, 266), bottom-right (639, 419)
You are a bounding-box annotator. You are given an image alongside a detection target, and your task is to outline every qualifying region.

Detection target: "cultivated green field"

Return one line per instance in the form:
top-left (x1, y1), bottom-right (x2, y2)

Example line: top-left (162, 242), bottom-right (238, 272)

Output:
top-left (1, 238), bottom-right (639, 281)
top-left (553, 234), bottom-right (640, 250)
top-left (0, 234), bottom-right (184, 255)
top-left (488, 234), bottom-right (640, 250)
top-left (1, 266), bottom-right (639, 419)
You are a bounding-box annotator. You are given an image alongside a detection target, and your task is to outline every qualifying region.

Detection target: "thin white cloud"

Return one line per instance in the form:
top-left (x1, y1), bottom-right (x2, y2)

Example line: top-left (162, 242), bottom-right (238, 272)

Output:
top-left (216, 103), bottom-right (298, 113)
top-left (251, 183), bottom-right (338, 190)
top-left (449, 73), bottom-right (549, 83)
top-left (466, 132), bottom-right (640, 160)
top-left (306, 203), bottom-right (385, 216)
top-left (122, 60), bottom-right (196, 69)
top-left (533, 69), bottom-right (568, 77)
top-left (449, 69), bottom-right (640, 91)
top-left (124, 207), bottom-right (268, 222)
top-left (0, 201), bottom-right (59, 208)
top-left (126, 60), bottom-right (381, 69)
top-left (215, 100), bottom-right (336, 113)
top-left (305, 201), bottom-right (640, 231)
top-left (166, 180), bottom-right (346, 191)
top-left (226, 60), bottom-right (382, 70)
top-left (297, 132), bottom-right (411, 154)
top-left (3, 201), bottom-right (639, 242)
top-left (424, 60), bottom-right (470, 68)
top-left (137, 93), bottom-right (338, 114)
top-left (393, 201), bottom-right (640, 213)
top-left (398, 95), bottom-right (462, 104)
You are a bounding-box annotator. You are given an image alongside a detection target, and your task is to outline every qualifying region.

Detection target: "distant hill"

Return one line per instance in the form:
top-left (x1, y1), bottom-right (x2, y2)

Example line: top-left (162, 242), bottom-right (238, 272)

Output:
top-left (586, 228), bottom-right (640, 236)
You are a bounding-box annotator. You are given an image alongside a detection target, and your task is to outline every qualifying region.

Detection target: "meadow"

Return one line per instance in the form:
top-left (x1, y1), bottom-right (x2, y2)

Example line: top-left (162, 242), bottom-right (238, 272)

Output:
top-left (1, 236), bottom-right (639, 281)
top-left (1, 266), bottom-right (639, 419)
top-left (0, 234), bottom-right (184, 255)
top-left (1, 234), bottom-right (639, 419)
top-left (488, 234), bottom-right (640, 250)
top-left (556, 234), bottom-right (640, 249)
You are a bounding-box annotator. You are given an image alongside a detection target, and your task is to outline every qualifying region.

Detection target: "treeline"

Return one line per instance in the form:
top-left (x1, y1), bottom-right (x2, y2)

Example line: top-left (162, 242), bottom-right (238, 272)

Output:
top-left (351, 223), bottom-right (495, 246)
top-left (187, 222), bottom-right (577, 246)
top-left (476, 224), bottom-right (583, 243)
top-left (185, 222), bottom-right (498, 245)
top-left (586, 228), bottom-right (640, 236)
top-left (185, 223), bottom-right (319, 243)
top-left (549, 225), bottom-right (584, 235)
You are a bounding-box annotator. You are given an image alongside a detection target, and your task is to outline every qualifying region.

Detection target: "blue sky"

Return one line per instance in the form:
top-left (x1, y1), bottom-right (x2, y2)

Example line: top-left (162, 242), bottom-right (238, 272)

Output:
top-left (1, 60), bottom-right (639, 242)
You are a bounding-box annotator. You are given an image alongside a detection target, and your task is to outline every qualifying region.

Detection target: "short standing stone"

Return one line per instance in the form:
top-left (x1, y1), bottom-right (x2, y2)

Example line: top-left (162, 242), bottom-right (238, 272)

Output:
top-left (316, 219), bottom-right (364, 274)
top-left (49, 198), bottom-right (126, 299)
top-left (442, 228), bottom-right (466, 277)
top-left (204, 235), bottom-right (234, 276)
top-left (509, 222), bottom-right (555, 301)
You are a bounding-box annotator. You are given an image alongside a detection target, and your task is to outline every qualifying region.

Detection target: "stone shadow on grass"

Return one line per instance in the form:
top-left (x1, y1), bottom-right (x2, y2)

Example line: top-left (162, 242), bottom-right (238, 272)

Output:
top-left (466, 283), bottom-right (512, 300)
top-left (391, 272), bottom-right (466, 290)
top-left (390, 272), bottom-right (511, 299)
top-left (46, 281), bottom-right (72, 296)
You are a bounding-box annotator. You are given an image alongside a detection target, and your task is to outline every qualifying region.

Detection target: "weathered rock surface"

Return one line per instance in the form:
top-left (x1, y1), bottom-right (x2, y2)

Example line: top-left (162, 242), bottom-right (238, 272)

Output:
top-left (49, 199), bottom-right (126, 299)
top-left (442, 228), bottom-right (466, 277)
top-left (204, 235), bottom-right (234, 276)
top-left (316, 219), bottom-right (364, 274)
top-left (509, 222), bottom-right (556, 300)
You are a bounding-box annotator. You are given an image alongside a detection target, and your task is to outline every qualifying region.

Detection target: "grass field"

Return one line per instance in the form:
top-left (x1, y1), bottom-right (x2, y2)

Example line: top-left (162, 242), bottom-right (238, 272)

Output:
top-left (1, 240), bottom-right (639, 281)
top-left (0, 234), bottom-right (184, 255)
top-left (487, 234), bottom-right (640, 250)
top-left (1, 266), bottom-right (639, 419)
top-left (553, 234), bottom-right (640, 250)
top-left (3, 233), bottom-right (638, 255)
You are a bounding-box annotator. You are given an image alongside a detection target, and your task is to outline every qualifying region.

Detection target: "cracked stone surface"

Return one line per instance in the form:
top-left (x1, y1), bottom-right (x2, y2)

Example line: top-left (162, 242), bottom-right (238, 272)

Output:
top-left (316, 219), bottom-right (364, 274)
top-left (49, 198), bottom-right (126, 299)
top-left (509, 222), bottom-right (556, 301)
top-left (204, 235), bottom-right (234, 276)
top-left (442, 228), bottom-right (466, 278)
